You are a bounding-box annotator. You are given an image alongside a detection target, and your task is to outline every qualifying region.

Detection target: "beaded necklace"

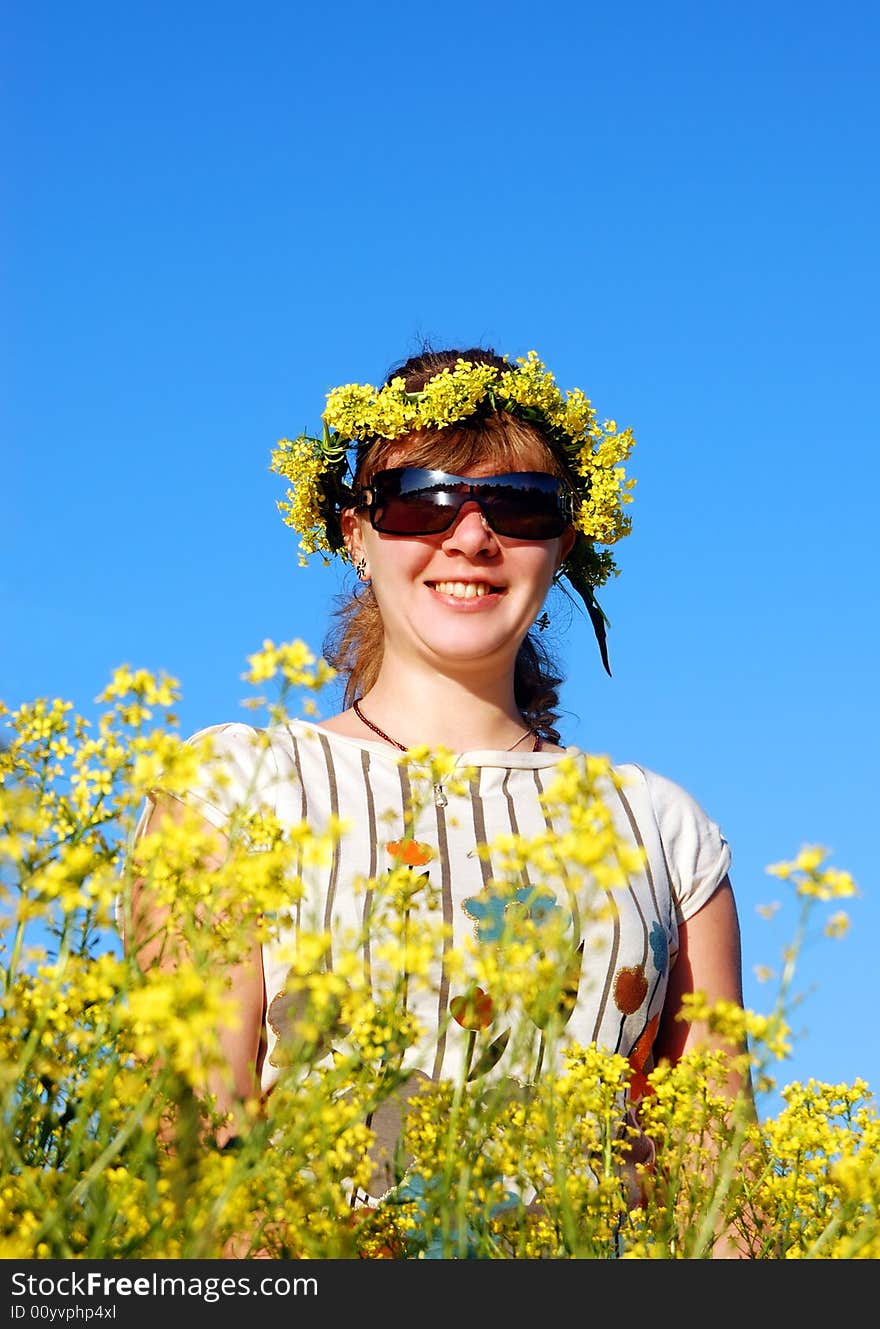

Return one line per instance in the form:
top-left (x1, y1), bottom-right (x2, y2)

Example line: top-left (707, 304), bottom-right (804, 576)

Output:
top-left (351, 697), bottom-right (542, 806)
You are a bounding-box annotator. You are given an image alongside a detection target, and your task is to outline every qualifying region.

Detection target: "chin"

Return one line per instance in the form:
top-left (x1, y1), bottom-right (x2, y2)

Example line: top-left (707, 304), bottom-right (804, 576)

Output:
top-left (421, 625), bottom-right (524, 666)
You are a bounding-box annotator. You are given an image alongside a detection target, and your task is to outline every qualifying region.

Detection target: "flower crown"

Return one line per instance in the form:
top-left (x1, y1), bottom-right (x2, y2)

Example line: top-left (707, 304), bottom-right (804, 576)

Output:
top-left (270, 351), bottom-right (636, 673)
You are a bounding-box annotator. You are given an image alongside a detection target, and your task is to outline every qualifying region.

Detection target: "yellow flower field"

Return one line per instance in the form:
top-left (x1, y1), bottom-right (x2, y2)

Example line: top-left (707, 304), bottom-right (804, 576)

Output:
top-left (1, 644), bottom-right (875, 1259)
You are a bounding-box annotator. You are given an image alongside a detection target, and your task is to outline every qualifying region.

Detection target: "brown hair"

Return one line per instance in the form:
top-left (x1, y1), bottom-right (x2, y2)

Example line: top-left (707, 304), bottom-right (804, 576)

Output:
top-left (323, 346), bottom-right (569, 742)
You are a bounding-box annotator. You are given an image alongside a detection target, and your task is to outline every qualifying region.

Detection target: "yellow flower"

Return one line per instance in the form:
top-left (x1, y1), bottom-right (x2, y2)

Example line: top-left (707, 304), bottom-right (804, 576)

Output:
top-left (768, 845), bottom-right (859, 902)
top-left (824, 911), bottom-right (851, 938)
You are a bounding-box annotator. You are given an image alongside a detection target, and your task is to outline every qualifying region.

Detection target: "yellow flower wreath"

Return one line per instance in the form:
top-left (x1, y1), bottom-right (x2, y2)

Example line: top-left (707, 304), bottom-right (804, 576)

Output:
top-left (270, 351), bottom-right (637, 673)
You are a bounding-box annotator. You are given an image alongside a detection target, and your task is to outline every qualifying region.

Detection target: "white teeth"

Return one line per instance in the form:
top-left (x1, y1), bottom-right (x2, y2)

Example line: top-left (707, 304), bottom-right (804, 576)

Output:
top-left (433, 581), bottom-right (493, 599)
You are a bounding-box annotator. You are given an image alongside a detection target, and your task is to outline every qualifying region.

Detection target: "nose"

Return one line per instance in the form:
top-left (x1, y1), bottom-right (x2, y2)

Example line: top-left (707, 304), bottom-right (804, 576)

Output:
top-left (440, 501), bottom-right (498, 556)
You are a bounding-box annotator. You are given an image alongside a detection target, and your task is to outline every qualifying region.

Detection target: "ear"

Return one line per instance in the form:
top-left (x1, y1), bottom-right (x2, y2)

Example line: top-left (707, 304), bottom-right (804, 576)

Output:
top-left (341, 507), bottom-right (366, 566)
top-left (557, 524), bottom-right (577, 567)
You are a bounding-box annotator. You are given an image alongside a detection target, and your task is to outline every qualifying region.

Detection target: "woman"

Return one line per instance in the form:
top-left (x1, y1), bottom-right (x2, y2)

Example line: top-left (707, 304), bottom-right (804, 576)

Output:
top-left (128, 345), bottom-right (749, 1254)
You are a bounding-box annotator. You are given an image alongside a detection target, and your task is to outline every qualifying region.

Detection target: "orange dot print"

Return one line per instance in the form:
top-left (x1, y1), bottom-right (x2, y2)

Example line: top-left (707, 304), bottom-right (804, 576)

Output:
top-left (614, 964), bottom-right (648, 1014)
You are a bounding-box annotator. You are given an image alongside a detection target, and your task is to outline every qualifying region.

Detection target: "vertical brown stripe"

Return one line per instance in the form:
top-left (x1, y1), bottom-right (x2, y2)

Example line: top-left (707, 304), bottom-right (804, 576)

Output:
top-left (392, 757), bottom-right (435, 1064)
top-left (431, 792), bottom-right (453, 1080)
top-left (468, 768), bottom-right (493, 888)
top-left (396, 757), bottom-right (412, 825)
top-left (632, 771), bottom-right (678, 950)
top-left (533, 764), bottom-right (582, 934)
top-left (611, 782), bottom-right (654, 968)
top-left (287, 726), bottom-right (308, 932)
top-left (536, 764), bottom-right (620, 1045)
top-left (502, 768), bottom-right (533, 890)
top-left (360, 747), bottom-right (377, 990)
top-left (613, 775), bottom-right (673, 1040)
top-left (316, 732), bottom-right (342, 970)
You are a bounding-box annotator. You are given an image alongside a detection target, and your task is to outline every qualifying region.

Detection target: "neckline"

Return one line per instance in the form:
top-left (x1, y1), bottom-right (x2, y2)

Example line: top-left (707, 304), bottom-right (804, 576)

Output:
top-left (352, 696), bottom-right (542, 755)
top-left (284, 716), bottom-right (580, 766)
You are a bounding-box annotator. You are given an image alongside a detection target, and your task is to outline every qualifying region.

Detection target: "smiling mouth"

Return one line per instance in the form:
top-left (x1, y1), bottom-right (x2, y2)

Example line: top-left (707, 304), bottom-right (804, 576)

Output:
top-left (429, 581), bottom-right (502, 600)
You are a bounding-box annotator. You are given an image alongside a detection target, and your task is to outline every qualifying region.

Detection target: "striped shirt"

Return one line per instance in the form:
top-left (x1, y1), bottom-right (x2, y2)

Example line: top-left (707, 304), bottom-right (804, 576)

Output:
top-left (137, 719), bottom-right (731, 1104)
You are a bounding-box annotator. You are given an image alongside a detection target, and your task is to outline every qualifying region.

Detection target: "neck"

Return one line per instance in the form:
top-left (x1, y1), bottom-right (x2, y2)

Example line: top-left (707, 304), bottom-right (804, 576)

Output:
top-left (359, 662), bottom-right (530, 752)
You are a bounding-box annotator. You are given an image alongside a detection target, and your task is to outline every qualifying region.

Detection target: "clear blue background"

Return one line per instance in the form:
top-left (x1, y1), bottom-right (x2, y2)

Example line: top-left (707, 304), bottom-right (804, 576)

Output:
top-left (5, 1), bottom-right (878, 1115)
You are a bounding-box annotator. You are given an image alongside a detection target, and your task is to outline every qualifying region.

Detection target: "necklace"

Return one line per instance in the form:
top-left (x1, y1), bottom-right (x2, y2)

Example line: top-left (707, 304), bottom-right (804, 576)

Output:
top-left (352, 697), bottom-right (542, 807)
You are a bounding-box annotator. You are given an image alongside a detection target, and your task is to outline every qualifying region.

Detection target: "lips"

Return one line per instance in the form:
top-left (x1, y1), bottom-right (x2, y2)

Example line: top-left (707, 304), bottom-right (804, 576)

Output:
top-left (428, 580), bottom-right (502, 600)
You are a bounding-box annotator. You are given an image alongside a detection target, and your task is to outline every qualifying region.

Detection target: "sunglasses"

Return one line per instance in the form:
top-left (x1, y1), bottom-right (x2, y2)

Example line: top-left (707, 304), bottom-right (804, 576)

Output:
top-left (353, 468), bottom-right (574, 540)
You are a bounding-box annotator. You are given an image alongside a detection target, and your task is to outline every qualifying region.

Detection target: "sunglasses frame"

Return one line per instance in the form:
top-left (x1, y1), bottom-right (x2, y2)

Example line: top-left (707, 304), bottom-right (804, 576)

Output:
top-left (353, 467), bottom-right (575, 540)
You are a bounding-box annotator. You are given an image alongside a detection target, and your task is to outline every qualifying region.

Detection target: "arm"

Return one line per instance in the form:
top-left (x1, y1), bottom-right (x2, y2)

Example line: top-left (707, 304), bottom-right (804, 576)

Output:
top-left (128, 794), bottom-right (266, 1146)
top-left (654, 875), bottom-right (746, 1073)
top-left (653, 876), bottom-right (758, 1257)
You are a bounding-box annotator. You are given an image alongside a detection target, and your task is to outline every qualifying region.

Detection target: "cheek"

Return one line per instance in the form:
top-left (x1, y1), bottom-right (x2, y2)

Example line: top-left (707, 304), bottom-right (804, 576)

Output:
top-left (366, 536), bottom-right (433, 586)
top-left (368, 528), bottom-right (437, 565)
top-left (519, 547), bottom-right (562, 591)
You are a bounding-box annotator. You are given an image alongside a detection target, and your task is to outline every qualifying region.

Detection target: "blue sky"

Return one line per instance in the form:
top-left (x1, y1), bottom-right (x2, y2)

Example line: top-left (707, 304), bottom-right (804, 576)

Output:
top-left (4, 1), bottom-right (878, 1114)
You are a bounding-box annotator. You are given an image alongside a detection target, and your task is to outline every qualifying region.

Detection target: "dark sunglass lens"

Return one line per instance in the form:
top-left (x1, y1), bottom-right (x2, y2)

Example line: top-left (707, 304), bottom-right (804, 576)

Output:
top-left (481, 487), bottom-right (566, 539)
top-left (489, 503), bottom-right (565, 538)
top-left (373, 494), bottom-right (457, 534)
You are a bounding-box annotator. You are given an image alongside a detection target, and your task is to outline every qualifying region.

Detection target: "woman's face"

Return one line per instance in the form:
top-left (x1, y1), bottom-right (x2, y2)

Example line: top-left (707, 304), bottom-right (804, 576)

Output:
top-left (343, 456), bottom-right (576, 681)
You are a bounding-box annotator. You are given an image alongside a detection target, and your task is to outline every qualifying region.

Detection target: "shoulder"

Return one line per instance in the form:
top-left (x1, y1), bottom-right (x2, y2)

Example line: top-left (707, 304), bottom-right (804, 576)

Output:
top-left (184, 719), bottom-right (312, 761)
top-left (185, 720), bottom-right (264, 752)
top-left (612, 761), bottom-right (732, 921)
top-left (612, 761), bottom-right (722, 827)
top-left (182, 717), bottom-right (349, 789)
top-left (179, 721), bottom-right (308, 825)
top-left (183, 720), bottom-right (272, 778)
